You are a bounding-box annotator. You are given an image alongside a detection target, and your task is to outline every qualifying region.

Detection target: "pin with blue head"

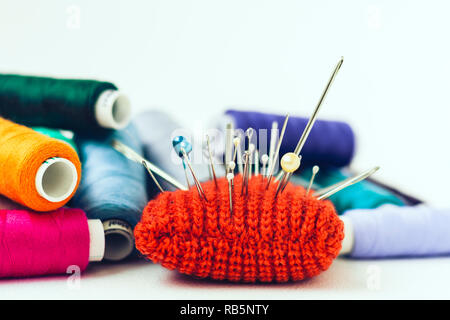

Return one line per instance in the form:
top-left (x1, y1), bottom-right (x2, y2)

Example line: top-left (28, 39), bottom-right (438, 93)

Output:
top-left (172, 136), bottom-right (208, 200)
top-left (172, 136), bottom-right (193, 188)
top-left (173, 136), bottom-right (192, 159)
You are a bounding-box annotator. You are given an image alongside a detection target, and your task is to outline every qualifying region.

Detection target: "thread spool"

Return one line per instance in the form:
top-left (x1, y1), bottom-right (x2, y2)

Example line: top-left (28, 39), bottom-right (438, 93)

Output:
top-left (0, 208), bottom-right (104, 278)
top-left (135, 175), bottom-right (344, 283)
top-left (224, 110), bottom-right (355, 168)
top-left (340, 205), bottom-right (450, 258)
top-left (102, 219), bottom-right (135, 261)
top-left (290, 167), bottom-right (405, 214)
top-left (70, 124), bottom-right (148, 261)
top-left (0, 118), bottom-right (81, 211)
top-left (0, 74), bottom-right (131, 131)
top-left (133, 111), bottom-right (219, 191)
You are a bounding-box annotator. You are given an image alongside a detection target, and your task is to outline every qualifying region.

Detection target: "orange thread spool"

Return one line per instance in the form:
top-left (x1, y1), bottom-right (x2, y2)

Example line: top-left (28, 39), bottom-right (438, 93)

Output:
top-left (135, 175), bottom-right (344, 283)
top-left (0, 117), bottom-right (81, 211)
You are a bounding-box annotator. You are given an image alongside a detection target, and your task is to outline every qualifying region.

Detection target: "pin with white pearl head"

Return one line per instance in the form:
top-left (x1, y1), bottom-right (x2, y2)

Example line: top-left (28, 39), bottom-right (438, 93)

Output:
top-left (277, 57), bottom-right (344, 190)
top-left (180, 147), bottom-right (208, 201)
top-left (228, 160), bottom-right (236, 188)
top-left (314, 166), bottom-right (380, 200)
top-left (228, 160), bottom-right (236, 174)
top-left (142, 160), bottom-right (164, 193)
top-left (245, 127), bottom-right (254, 162)
top-left (205, 134), bottom-right (218, 187)
top-left (306, 165), bottom-right (319, 195)
top-left (274, 153), bottom-right (301, 198)
top-left (261, 154), bottom-right (269, 177)
top-left (266, 114), bottom-right (289, 188)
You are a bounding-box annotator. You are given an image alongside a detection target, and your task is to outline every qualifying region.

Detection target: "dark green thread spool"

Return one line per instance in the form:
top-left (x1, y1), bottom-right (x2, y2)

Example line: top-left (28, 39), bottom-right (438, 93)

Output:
top-left (0, 74), bottom-right (131, 132)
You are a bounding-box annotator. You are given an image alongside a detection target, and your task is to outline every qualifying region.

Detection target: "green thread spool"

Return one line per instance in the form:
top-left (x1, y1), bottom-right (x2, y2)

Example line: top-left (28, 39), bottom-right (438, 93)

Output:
top-left (33, 127), bottom-right (78, 153)
top-left (0, 74), bottom-right (131, 132)
top-left (291, 168), bottom-right (405, 214)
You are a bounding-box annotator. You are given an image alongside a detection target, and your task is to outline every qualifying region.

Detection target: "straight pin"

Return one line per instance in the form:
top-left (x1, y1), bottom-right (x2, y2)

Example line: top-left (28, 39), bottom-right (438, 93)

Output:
top-left (181, 148), bottom-right (208, 201)
top-left (315, 166), bottom-right (380, 200)
top-left (225, 123), bottom-right (233, 171)
top-left (235, 135), bottom-right (243, 174)
top-left (261, 154), bottom-right (269, 177)
top-left (267, 121), bottom-right (278, 172)
top-left (183, 164), bottom-right (191, 189)
top-left (254, 149), bottom-right (259, 176)
top-left (241, 151), bottom-right (250, 195)
top-left (293, 57), bottom-right (344, 157)
top-left (306, 165), bottom-right (319, 195)
top-left (232, 137), bottom-right (240, 171)
top-left (277, 57), bottom-right (344, 191)
top-left (248, 143), bottom-right (255, 179)
top-left (274, 172), bottom-right (287, 198)
top-left (227, 172), bottom-right (234, 215)
top-left (275, 171), bottom-right (284, 182)
top-left (266, 114), bottom-right (290, 188)
top-left (205, 135), bottom-right (218, 187)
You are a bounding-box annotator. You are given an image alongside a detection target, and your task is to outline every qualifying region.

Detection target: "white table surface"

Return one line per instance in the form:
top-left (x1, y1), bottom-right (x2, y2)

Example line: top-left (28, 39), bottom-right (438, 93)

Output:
top-left (2, 257), bottom-right (450, 300)
top-left (1, 0), bottom-right (450, 299)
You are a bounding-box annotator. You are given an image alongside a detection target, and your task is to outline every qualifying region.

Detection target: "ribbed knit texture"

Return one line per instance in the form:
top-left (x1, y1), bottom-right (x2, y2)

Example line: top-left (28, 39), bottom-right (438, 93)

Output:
top-left (135, 175), bottom-right (344, 283)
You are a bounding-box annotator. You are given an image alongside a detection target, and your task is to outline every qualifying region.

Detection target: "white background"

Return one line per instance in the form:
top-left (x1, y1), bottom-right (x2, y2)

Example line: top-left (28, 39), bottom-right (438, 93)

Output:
top-left (1, 0), bottom-right (450, 299)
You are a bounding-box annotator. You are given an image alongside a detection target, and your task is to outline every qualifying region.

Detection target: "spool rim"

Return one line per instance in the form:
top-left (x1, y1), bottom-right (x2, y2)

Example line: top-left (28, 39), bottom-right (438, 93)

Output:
top-left (102, 219), bottom-right (134, 261)
top-left (35, 157), bottom-right (78, 203)
top-left (95, 90), bottom-right (131, 130)
top-left (87, 219), bottom-right (106, 262)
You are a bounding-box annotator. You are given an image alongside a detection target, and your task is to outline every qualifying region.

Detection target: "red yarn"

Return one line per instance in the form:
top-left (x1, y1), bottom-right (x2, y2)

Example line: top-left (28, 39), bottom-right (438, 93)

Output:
top-left (134, 175), bottom-right (344, 283)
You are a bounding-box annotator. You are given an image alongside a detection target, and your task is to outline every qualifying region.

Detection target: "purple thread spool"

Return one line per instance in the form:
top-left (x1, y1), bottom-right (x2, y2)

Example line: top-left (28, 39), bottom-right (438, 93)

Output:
top-left (225, 109), bottom-right (355, 168)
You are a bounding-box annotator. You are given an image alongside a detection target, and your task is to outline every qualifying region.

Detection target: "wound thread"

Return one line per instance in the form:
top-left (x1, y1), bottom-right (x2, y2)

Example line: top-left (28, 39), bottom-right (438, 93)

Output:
top-left (0, 118), bottom-right (81, 211)
top-left (0, 208), bottom-right (90, 278)
top-left (70, 123), bottom-right (148, 261)
top-left (0, 74), bottom-right (130, 132)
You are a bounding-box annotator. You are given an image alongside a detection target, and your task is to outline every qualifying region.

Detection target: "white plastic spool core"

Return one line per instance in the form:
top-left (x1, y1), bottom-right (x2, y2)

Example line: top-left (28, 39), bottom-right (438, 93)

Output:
top-left (87, 219), bottom-right (106, 262)
top-left (95, 90), bottom-right (131, 130)
top-left (35, 157), bottom-right (78, 203)
top-left (339, 216), bottom-right (355, 256)
top-left (102, 219), bottom-right (134, 261)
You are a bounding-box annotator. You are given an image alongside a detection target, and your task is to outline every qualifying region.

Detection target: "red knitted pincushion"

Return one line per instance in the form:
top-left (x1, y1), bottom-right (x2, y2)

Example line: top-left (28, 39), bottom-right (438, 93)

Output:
top-left (134, 175), bottom-right (344, 283)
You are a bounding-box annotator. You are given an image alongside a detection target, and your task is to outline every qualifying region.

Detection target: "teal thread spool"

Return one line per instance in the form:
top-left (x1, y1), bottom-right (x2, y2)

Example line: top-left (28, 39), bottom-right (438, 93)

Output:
top-left (32, 127), bottom-right (78, 153)
top-left (0, 74), bottom-right (131, 132)
top-left (291, 168), bottom-right (405, 214)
